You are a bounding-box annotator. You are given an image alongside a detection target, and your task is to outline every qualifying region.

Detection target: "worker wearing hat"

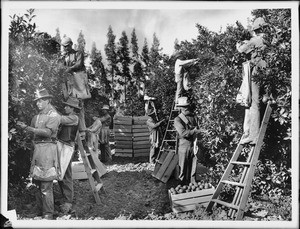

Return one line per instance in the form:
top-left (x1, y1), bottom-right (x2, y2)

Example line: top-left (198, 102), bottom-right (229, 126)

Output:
top-left (146, 109), bottom-right (165, 164)
top-left (18, 88), bottom-right (61, 219)
top-left (56, 96), bottom-right (81, 214)
top-left (98, 105), bottom-right (112, 162)
top-left (174, 97), bottom-right (202, 185)
top-left (236, 17), bottom-right (268, 144)
top-left (173, 51), bottom-right (199, 105)
top-left (61, 36), bottom-right (90, 148)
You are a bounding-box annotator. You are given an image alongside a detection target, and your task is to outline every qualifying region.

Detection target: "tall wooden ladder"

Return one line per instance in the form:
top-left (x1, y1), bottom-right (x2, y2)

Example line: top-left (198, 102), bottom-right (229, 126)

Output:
top-left (205, 101), bottom-right (272, 220)
top-left (76, 135), bottom-right (105, 205)
top-left (152, 100), bottom-right (180, 182)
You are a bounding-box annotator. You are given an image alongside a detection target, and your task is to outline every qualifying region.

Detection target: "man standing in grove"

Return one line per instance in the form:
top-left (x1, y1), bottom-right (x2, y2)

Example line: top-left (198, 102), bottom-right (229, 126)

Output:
top-left (146, 110), bottom-right (164, 164)
top-left (18, 88), bottom-right (61, 220)
top-left (98, 105), bottom-right (112, 162)
top-left (174, 97), bottom-right (202, 185)
top-left (56, 96), bottom-right (80, 214)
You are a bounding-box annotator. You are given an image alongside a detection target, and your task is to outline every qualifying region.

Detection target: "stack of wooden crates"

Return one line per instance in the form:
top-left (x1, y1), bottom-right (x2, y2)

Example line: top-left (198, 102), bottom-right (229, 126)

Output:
top-left (114, 115), bottom-right (150, 157)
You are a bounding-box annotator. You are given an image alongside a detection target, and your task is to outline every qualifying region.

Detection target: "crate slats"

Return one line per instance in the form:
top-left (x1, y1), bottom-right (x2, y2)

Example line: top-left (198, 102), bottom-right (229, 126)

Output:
top-left (152, 150), bottom-right (178, 183)
top-left (113, 115), bottom-right (152, 157)
top-left (161, 153), bottom-right (179, 183)
top-left (72, 161), bottom-right (88, 180)
top-left (168, 188), bottom-right (215, 213)
top-left (153, 151), bottom-right (174, 180)
top-left (132, 132), bottom-right (149, 137)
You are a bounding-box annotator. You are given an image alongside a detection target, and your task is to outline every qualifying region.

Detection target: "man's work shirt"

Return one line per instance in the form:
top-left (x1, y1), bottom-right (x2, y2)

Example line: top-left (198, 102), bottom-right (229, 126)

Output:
top-left (57, 112), bottom-right (79, 145)
top-left (146, 117), bottom-right (160, 146)
top-left (99, 114), bottom-right (111, 144)
top-left (236, 34), bottom-right (267, 74)
top-left (64, 49), bottom-right (86, 72)
top-left (174, 113), bottom-right (198, 145)
top-left (30, 104), bottom-right (61, 141)
top-left (30, 103), bottom-right (61, 171)
top-left (174, 58), bottom-right (198, 82)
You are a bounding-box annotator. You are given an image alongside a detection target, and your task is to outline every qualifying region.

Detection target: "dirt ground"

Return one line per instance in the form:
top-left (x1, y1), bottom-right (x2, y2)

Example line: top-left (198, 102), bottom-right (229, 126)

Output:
top-left (13, 155), bottom-right (292, 221)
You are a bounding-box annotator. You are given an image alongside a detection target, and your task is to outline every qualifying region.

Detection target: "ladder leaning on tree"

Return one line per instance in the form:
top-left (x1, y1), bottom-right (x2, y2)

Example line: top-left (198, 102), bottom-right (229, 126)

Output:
top-left (205, 101), bottom-right (273, 220)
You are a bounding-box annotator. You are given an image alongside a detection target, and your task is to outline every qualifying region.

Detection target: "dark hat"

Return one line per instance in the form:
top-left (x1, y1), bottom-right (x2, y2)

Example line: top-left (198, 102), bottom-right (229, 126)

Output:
top-left (62, 97), bottom-right (81, 109)
top-left (101, 105), bottom-right (110, 110)
top-left (61, 37), bottom-right (73, 46)
top-left (176, 97), bottom-right (190, 107)
top-left (34, 88), bottom-right (53, 101)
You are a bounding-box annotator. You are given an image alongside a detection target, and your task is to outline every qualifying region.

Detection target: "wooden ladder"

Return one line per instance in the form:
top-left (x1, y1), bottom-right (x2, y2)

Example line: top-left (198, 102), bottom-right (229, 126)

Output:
top-left (205, 101), bottom-right (272, 220)
top-left (152, 100), bottom-right (180, 182)
top-left (76, 135), bottom-right (105, 205)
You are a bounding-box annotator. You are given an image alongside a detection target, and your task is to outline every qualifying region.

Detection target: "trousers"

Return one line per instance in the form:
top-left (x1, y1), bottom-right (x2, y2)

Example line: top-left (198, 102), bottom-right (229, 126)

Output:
top-left (58, 159), bottom-right (73, 203)
top-left (178, 142), bottom-right (197, 185)
top-left (33, 180), bottom-right (54, 217)
top-left (149, 143), bottom-right (159, 164)
top-left (243, 80), bottom-right (260, 141)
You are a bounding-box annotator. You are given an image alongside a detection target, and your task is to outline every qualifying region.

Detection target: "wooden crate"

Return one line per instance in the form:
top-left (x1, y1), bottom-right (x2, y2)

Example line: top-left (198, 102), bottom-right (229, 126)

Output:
top-left (114, 116), bottom-right (133, 157)
top-left (152, 150), bottom-right (179, 183)
top-left (132, 116), bottom-right (150, 157)
top-left (72, 161), bottom-right (87, 180)
top-left (168, 187), bottom-right (215, 213)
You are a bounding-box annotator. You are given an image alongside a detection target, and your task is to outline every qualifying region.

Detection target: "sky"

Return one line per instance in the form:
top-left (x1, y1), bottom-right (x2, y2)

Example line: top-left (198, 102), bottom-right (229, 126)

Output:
top-left (5, 2), bottom-right (257, 56)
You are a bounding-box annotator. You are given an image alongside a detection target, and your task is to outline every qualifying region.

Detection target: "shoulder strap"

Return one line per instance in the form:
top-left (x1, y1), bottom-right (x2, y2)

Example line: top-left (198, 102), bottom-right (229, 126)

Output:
top-left (178, 113), bottom-right (189, 125)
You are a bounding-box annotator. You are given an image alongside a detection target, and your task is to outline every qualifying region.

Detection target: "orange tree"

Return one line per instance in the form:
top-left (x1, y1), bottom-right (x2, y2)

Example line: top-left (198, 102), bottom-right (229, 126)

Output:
top-left (171, 9), bottom-right (291, 197)
top-left (8, 9), bottom-right (66, 184)
top-left (148, 9), bottom-right (291, 197)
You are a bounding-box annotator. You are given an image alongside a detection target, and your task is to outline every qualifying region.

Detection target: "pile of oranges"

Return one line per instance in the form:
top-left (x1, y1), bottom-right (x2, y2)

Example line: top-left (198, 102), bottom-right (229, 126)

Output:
top-left (169, 181), bottom-right (213, 195)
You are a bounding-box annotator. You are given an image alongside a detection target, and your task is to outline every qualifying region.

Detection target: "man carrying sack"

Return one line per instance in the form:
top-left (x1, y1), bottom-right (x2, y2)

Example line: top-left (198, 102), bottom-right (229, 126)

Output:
top-left (56, 97), bottom-right (80, 214)
top-left (61, 36), bottom-right (90, 141)
top-left (236, 17), bottom-right (269, 144)
top-left (18, 88), bottom-right (61, 220)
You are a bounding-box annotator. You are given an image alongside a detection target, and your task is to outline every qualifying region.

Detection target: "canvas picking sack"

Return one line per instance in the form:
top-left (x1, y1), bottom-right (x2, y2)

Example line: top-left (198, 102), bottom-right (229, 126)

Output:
top-left (31, 143), bottom-right (59, 181)
top-left (69, 71), bottom-right (91, 99)
top-left (236, 61), bottom-right (252, 107)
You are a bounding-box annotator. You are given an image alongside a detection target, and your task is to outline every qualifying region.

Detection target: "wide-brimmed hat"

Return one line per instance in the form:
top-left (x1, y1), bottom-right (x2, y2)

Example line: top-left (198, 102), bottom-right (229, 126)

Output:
top-left (62, 97), bottom-right (81, 109)
top-left (176, 97), bottom-right (190, 107)
top-left (101, 105), bottom-right (110, 110)
top-left (34, 88), bottom-right (53, 101)
top-left (61, 37), bottom-right (73, 46)
top-left (252, 17), bottom-right (268, 31)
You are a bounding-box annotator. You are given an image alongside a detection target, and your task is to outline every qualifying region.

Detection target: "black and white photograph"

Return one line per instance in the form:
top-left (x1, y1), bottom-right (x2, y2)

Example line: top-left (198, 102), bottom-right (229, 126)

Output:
top-left (1, 1), bottom-right (299, 228)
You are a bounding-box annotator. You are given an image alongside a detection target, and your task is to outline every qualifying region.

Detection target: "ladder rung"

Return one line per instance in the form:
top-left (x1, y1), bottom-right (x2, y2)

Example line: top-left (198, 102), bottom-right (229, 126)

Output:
top-left (163, 139), bottom-right (177, 142)
top-left (221, 180), bottom-right (245, 187)
top-left (95, 183), bottom-right (103, 192)
top-left (167, 130), bottom-right (176, 132)
top-left (212, 199), bottom-right (239, 210)
top-left (231, 161), bottom-right (251, 166)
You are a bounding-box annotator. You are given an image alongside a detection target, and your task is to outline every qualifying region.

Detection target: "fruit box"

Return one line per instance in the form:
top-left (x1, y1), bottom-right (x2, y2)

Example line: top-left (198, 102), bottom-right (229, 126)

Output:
top-left (168, 187), bottom-right (215, 213)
